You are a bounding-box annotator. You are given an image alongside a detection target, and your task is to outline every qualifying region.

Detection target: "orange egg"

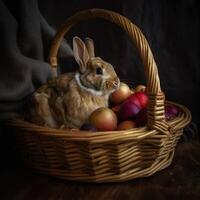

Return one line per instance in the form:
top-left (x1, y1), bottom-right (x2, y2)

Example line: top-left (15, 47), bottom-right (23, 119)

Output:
top-left (110, 82), bottom-right (132, 105)
top-left (117, 120), bottom-right (136, 130)
top-left (89, 108), bottom-right (117, 131)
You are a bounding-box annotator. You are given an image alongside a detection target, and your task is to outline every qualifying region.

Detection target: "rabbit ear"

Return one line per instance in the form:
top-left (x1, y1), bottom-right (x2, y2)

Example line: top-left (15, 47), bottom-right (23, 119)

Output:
top-left (85, 37), bottom-right (95, 58)
top-left (73, 36), bottom-right (90, 73)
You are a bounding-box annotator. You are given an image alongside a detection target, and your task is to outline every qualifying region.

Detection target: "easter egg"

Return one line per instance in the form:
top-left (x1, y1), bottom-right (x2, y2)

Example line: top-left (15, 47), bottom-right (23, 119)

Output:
top-left (134, 92), bottom-right (149, 108)
top-left (110, 82), bottom-right (132, 105)
top-left (80, 123), bottom-right (97, 132)
top-left (117, 120), bottom-right (136, 130)
top-left (119, 101), bottom-right (140, 121)
top-left (135, 84), bottom-right (146, 93)
top-left (165, 105), bottom-right (179, 120)
top-left (111, 104), bottom-right (121, 115)
top-left (89, 108), bottom-right (118, 131)
top-left (126, 94), bottom-right (142, 108)
top-left (135, 108), bottom-right (148, 127)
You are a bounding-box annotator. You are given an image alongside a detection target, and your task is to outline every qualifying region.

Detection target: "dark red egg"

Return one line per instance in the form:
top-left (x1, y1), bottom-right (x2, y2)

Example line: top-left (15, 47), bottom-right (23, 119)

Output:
top-left (135, 108), bottom-right (148, 127)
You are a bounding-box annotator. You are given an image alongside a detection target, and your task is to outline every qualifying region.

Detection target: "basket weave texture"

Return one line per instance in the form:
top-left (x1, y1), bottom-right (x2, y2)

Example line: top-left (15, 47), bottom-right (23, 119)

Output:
top-left (10, 9), bottom-right (191, 182)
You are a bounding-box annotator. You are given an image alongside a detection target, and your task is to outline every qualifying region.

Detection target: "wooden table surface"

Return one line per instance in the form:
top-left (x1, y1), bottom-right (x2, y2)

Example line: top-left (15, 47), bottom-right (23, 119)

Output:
top-left (0, 140), bottom-right (200, 200)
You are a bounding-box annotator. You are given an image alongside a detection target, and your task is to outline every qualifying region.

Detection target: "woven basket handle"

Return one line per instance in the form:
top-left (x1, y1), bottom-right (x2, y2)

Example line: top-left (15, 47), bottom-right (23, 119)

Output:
top-left (49, 9), bottom-right (169, 134)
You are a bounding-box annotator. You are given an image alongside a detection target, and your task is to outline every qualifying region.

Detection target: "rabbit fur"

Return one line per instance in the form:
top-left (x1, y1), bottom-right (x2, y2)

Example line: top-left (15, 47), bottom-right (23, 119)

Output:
top-left (26, 36), bottom-right (120, 129)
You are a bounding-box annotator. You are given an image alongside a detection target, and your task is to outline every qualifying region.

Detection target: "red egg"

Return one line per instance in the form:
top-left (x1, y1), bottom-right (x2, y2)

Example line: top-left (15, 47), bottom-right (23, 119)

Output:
top-left (89, 108), bottom-right (118, 131)
top-left (119, 101), bottom-right (140, 121)
top-left (134, 92), bottom-right (149, 108)
top-left (126, 94), bottom-right (142, 108)
top-left (117, 120), bottom-right (136, 130)
top-left (135, 108), bottom-right (148, 127)
top-left (110, 82), bottom-right (132, 105)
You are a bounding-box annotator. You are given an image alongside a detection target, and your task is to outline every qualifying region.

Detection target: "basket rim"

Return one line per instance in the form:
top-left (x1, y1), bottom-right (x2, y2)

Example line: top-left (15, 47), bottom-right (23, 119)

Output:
top-left (9, 101), bottom-right (191, 142)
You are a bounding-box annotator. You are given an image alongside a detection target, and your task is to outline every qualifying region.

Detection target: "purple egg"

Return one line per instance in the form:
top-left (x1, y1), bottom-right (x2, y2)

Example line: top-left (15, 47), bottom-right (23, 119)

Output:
top-left (119, 102), bottom-right (141, 121)
top-left (80, 123), bottom-right (97, 132)
top-left (165, 105), bottom-right (179, 120)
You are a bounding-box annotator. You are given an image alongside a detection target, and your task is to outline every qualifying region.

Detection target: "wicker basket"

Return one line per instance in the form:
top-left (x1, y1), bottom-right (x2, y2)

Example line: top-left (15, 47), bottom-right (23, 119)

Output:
top-left (10, 9), bottom-right (191, 183)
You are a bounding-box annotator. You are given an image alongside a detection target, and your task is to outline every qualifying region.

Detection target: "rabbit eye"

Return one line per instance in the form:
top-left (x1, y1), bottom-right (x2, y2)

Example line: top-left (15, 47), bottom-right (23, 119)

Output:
top-left (96, 67), bottom-right (103, 75)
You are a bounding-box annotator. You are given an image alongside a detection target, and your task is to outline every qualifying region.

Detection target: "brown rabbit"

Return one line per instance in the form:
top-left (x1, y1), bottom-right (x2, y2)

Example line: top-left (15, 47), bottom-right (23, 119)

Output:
top-left (26, 36), bottom-right (120, 129)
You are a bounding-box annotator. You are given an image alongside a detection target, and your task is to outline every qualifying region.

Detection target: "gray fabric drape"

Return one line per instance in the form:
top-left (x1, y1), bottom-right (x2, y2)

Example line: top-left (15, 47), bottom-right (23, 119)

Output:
top-left (0, 0), bottom-right (73, 120)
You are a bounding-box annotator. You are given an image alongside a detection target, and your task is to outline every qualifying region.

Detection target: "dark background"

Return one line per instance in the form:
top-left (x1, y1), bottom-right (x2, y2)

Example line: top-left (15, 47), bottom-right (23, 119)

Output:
top-left (38, 0), bottom-right (200, 130)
